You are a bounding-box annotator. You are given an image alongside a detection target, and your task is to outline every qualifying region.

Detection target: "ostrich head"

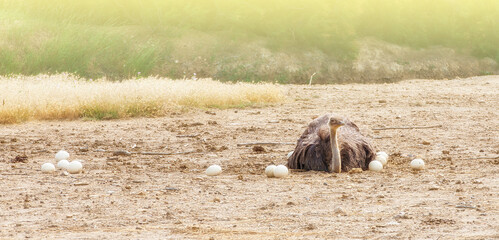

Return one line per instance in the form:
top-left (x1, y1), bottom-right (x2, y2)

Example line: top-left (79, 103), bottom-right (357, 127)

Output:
top-left (328, 117), bottom-right (345, 130)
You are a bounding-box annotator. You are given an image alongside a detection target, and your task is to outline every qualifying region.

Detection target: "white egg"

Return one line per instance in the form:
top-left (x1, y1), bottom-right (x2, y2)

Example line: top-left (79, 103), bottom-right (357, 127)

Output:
top-left (57, 160), bottom-right (70, 170)
top-left (55, 150), bottom-right (70, 161)
top-left (375, 154), bottom-right (388, 166)
top-left (67, 160), bottom-right (83, 174)
top-left (368, 160), bottom-right (383, 171)
top-left (206, 164), bottom-right (222, 176)
top-left (41, 163), bottom-right (55, 173)
top-left (273, 165), bottom-right (289, 178)
top-left (410, 159), bottom-right (425, 170)
top-left (265, 165), bottom-right (276, 177)
top-left (376, 151), bottom-right (388, 159)
top-left (287, 151), bottom-right (294, 158)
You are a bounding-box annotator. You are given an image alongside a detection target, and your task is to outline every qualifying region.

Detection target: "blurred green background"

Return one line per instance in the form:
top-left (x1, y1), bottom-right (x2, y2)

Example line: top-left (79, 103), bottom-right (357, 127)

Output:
top-left (0, 0), bottom-right (497, 82)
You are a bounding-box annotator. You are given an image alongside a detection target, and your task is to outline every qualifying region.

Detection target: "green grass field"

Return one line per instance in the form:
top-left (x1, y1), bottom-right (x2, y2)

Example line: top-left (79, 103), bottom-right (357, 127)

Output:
top-left (0, 0), bottom-right (498, 82)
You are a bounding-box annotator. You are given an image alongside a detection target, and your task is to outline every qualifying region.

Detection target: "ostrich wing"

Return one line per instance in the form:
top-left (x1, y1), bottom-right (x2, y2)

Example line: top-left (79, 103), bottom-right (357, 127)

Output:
top-left (287, 114), bottom-right (330, 171)
top-left (337, 124), bottom-right (376, 171)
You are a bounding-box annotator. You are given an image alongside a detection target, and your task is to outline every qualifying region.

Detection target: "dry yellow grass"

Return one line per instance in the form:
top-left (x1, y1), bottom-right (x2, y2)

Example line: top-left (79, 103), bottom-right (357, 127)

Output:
top-left (0, 74), bottom-right (284, 124)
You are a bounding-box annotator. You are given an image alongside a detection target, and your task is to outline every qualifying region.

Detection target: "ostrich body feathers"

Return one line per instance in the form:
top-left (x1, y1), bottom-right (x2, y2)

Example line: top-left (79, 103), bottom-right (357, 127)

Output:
top-left (287, 114), bottom-right (375, 172)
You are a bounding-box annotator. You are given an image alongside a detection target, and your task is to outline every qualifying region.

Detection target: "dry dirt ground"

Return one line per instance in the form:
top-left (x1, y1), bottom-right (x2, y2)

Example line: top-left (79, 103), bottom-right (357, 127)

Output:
top-left (1, 76), bottom-right (498, 239)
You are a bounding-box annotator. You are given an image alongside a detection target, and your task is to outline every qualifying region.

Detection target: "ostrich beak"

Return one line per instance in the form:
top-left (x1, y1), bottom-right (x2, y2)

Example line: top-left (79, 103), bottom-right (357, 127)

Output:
top-left (338, 120), bottom-right (345, 126)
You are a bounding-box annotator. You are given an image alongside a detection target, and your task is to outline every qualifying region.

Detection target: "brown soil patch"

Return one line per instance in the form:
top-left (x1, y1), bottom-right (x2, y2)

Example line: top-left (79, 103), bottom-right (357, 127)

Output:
top-left (1, 76), bottom-right (498, 239)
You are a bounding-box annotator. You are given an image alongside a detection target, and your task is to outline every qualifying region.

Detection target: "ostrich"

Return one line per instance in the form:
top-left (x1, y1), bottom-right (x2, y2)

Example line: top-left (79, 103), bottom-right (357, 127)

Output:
top-left (287, 114), bottom-right (375, 173)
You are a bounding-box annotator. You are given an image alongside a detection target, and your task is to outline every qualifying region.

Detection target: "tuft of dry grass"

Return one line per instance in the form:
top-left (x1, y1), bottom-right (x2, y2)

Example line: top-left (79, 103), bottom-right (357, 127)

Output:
top-left (0, 74), bottom-right (284, 124)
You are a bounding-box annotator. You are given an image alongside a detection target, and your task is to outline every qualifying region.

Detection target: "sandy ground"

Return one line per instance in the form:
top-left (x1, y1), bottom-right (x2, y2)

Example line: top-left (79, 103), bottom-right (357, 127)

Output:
top-left (1, 76), bottom-right (498, 239)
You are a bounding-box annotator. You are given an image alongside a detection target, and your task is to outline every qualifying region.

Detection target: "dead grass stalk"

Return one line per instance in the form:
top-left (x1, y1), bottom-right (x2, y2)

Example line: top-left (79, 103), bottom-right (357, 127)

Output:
top-left (0, 74), bottom-right (284, 124)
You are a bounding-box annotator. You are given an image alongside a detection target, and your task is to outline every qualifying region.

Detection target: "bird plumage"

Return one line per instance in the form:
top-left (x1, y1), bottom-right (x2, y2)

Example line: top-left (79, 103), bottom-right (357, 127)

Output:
top-left (287, 113), bottom-right (375, 172)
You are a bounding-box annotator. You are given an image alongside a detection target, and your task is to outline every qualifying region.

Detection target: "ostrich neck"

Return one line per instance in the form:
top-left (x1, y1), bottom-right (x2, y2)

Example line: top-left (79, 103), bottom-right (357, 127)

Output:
top-left (329, 127), bottom-right (341, 173)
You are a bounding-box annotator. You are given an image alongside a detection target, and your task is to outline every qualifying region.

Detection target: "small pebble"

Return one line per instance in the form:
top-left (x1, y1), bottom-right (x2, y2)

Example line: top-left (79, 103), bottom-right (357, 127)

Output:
top-left (348, 168), bottom-right (363, 174)
top-left (334, 207), bottom-right (346, 215)
top-left (252, 146), bottom-right (265, 152)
